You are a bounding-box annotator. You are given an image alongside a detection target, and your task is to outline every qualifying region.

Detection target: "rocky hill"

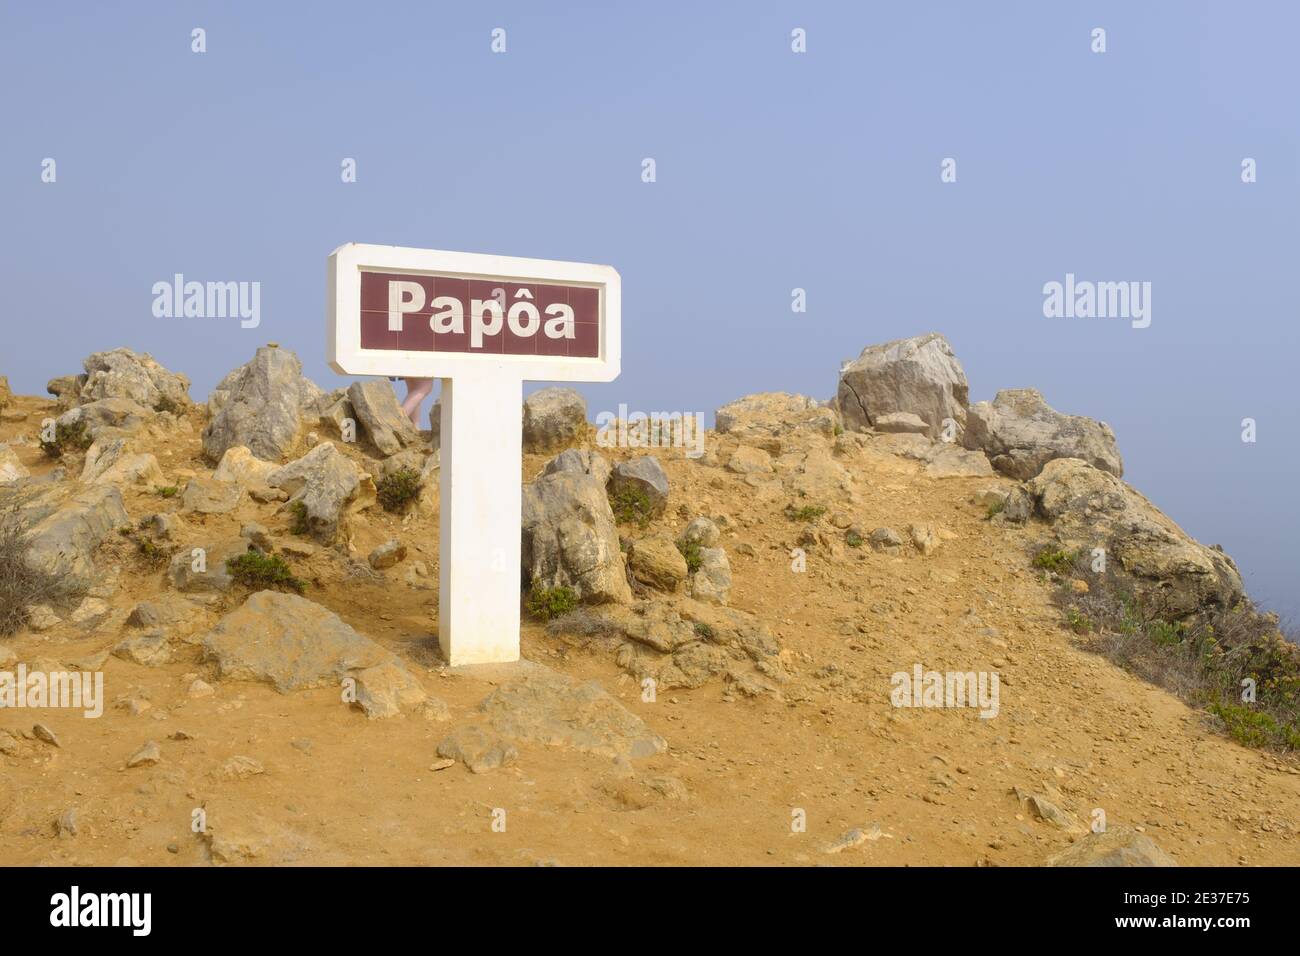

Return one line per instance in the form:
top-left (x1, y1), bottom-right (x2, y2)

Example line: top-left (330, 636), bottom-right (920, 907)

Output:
top-left (0, 336), bottom-right (1296, 866)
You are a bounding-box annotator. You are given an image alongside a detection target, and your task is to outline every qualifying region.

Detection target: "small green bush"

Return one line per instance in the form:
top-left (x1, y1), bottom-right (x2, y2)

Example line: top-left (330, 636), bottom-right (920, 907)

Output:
top-left (527, 585), bottom-right (577, 621)
top-left (40, 420), bottom-right (91, 458)
top-left (845, 530), bottom-right (864, 548)
top-left (609, 486), bottom-right (655, 528)
top-left (785, 504), bottom-right (826, 522)
top-left (1031, 547), bottom-right (1075, 574)
top-left (693, 621), bottom-right (715, 640)
top-left (677, 540), bottom-right (703, 573)
top-left (155, 485), bottom-right (179, 498)
top-left (377, 468), bottom-right (422, 513)
top-left (153, 395), bottom-right (181, 415)
top-left (226, 551), bottom-right (306, 594)
top-left (288, 499), bottom-right (310, 535)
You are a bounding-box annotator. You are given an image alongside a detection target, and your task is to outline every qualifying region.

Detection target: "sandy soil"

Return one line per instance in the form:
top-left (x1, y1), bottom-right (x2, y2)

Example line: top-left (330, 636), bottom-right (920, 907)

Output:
top-left (1, 393), bottom-right (1297, 866)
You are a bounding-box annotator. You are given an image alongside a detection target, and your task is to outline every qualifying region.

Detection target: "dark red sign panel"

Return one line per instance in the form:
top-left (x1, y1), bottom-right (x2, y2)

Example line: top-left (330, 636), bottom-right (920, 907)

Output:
top-left (359, 271), bottom-right (600, 357)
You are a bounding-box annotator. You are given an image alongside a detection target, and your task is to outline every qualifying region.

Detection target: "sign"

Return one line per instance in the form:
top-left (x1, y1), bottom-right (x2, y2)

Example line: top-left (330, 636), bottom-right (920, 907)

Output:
top-left (328, 244), bottom-right (621, 666)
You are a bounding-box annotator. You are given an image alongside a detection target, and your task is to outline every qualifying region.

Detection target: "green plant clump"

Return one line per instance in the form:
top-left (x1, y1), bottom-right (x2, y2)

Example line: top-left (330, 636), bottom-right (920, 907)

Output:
top-left (677, 540), bottom-right (703, 573)
top-left (377, 468), bottom-right (422, 513)
top-left (527, 585), bottom-right (578, 621)
top-left (609, 486), bottom-right (655, 528)
top-left (226, 551), bottom-right (306, 595)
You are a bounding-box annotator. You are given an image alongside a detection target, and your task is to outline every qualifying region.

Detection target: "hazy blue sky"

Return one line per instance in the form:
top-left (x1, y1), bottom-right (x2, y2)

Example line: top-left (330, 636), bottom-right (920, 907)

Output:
top-left (2, 2), bottom-right (1297, 619)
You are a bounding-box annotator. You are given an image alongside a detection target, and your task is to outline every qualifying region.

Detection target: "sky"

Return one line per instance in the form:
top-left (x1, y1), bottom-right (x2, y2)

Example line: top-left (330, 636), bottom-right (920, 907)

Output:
top-left (2, 1), bottom-right (1297, 621)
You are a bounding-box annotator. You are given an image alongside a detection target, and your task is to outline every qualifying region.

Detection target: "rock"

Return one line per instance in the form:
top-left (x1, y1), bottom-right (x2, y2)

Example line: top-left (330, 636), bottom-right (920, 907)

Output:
top-left (180, 476), bottom-right (243, 515)
top-left (113, 630), bottom-right (172, 666)
top-left (0, 444), bottom-right (29, 484)
top-left (436, 726), bottom-right (519, 774)
top-left (908, 523), bottom-right (942, 556)
top-left (240, 522), bottom-right (273, 551)
top-left (628, 535), bottom-right (689, 591)
top-left (1025, 794), bottom-right (1079, 831)
top-left (726, 445), bottom-right (774, 475)
top-left (1047, 829), bottom-right (1177, 867)
top-left (55, 808), bottom-right (79, 838)
top-left (541, 448), bottom-right (611, 487)
top-left (352, 659), bottom-right (428, 719)
top-left (922, 444), bottom-right (994, 479)
top-left (0, 375), bottom-right (10, 409)
top-left (79, 438), bottom-right (165, 487)
top-left (126, 741), bottom-right (162, 768)
top-left (870, 527), bottom-right (904, 552)
top-left (202, 345), bottom-right (324, 462)
top-left (680, 517), bottom-right (721, 549)
top-left (1028, 458), bottom-right (1243, 617)
top-left (267, 442), bottom-right (368, 543)
top-left (56, 397), bottom-right (153, 440)
top-left (20, 484), bottom-right (128, 591)
top-left (368, 539), bottom-right (407, 570)
top-left (33, 723), bottom-right (60, 747)
top-left (46, 375), bottom-right (85, 409)
top-left (77, 348), bottom-right (191, 410)
top-left (217, 755), bottom-right (265, 779)
top-left (837, 333), bottom-right (969, 439)
top-left (127, 594), bottom-right (206, 631)
top-left (168, 538), bottom-right (250, 593)
top-left (690, 547), bottom-right (732, 604)
top-left (440, 664), bottom-right (665, 772)
top-left (212, 445), bottom-right (278, 485)
top-left (521, 471), bottom-right (632, 604)
top-left (874, 411), bottom-right (930, 435)
top-left (523, 387), bottom-right (587, 453)
top-left (24, 604), bottom-right (60, 631)
top-left (68, 597), bottom-right (111, 629)
top-left (715, 392), bottom-right (838, 450)
top-left (187, 679), bottom-right (215, 699)
top-left (200, 592), bottom-right (421, 710)
top-left (608, 456), bottom-right (670, 517)
top-left (346, 380), bottom-right (422, 457)
top-left (965, 388), bottom-right (1123, 479)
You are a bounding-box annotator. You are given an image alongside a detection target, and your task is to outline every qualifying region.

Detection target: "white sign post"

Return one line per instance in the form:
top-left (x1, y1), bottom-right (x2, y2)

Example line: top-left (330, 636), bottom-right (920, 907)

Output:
top-left (327, 243), bottom-right (621, 666)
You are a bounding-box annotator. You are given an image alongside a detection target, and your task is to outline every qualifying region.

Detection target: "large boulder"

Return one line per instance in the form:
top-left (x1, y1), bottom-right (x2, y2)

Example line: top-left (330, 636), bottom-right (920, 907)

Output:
top-left (608, 456), bottom-right (670, 518)
top-left (715, 392), bottom-right (838, 450)
top-left (0, 375), bottom-right (11, 410)
top-left (627, 535), bottom-right (689, 592)
top-left (56, 397), bottom-right (153, 440)
top-left (1028, 458), bottom-right (1243, 617)
top-left (267, 442), bottom-right (369, 543)
top-left (346, 380), bottom-right (422, 458)
top-left (202, 345), bottom-right (325, 462)
top-left (836, 333), bottom-right (969, 440)
top-left (541, 448), bottom-right (611, 487)
top-left (523, 387), bottom-right (587, 453)
top-left (18, 484), bottom-right (128, 591)
top-left (77, 348), bottom-right (191, 410)
top-left (1047, 829), bottom-right (1177, 867)
top-left (80, 438), bottom-right (165, 488)
top-left (521, 471), bottom-right (632, 604)
top-left (965, 388), bottom-right (1123, 479)
top-left (200, 591), bottom-right (425, 717)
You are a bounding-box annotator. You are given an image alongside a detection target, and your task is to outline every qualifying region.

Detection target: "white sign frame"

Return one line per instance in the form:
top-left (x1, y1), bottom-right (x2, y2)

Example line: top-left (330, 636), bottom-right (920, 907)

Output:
top-left (326, 243), bottom-right (622, 668)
